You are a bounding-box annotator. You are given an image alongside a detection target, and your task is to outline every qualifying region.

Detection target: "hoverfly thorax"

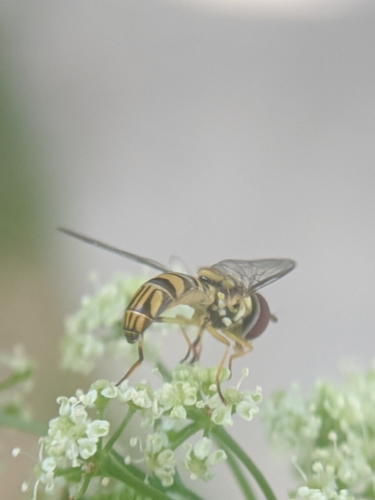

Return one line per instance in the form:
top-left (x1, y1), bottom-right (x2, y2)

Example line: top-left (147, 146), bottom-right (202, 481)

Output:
top-left (198, 267), bottom-right (252, 331)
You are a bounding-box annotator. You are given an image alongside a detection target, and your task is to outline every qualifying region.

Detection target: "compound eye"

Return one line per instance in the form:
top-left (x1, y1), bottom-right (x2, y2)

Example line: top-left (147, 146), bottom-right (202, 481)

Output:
top-left (244, 294), bottom-right (270, 340)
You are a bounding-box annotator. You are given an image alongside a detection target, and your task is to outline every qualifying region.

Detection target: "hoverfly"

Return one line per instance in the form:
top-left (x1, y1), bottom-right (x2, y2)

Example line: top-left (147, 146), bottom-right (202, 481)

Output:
top-left (59, 228), bottom-right (295, 402)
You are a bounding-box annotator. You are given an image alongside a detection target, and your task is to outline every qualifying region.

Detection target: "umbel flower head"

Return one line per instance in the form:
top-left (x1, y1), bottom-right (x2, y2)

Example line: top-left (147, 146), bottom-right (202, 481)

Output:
top-left (0, 344), bottom-right (34, 418)
top-left (35, 387), bottom-right (110, 496)
top-left (32, 364), bottom-right (262, 498)
top-left (61, 274), bottom-right (148, 375)
top-left (262, 365), bottom-right (375, 499)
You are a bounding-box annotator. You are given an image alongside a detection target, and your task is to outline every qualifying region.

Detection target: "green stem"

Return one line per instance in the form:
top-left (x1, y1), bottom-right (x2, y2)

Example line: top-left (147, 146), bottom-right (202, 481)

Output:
top-left (105, 450), bottom-right (176, 500)
top-left (0, 411), bottom-right (47, 435)
top-left (103, 408), bottom-right (136, 453)
top-left (212, 426), bottom-right (277, 500)
top-left (109, 449), bottom-right (206, 500)
top-left (75, 474), bottom-right (91, 499)
top-left (168, 469), bottom-right (206, 500)
top-left (170, 421), bottom-right (202, 451)
top-left (171, 474), bottom-right (207, 500)
top-left (0, 368), bottom-right (33, 391)
top-left (225, 449), bottom-right (258, 500)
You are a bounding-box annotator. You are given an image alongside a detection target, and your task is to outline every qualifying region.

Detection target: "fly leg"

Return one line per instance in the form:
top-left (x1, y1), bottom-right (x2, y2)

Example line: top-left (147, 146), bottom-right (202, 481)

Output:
top-left (222, 328), bottom-right (253, 377)
top-left (205, 325), bottom-right (231, 404)
top-left (116, 335), bottom-right (144, 387)
top-left (153, 315), bottom-right (198, 363)
top-left (206, 326), bottom-right (254, 403)
top-left (178, 325), bottom-right (194, 363)
top-left (189, 321), bottom-right (206, 364)
top-left (228, 342), bottom-right (253, 373)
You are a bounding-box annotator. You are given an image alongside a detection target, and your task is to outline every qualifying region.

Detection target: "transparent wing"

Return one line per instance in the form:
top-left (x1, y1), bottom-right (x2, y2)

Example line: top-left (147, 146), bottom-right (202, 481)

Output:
top-left (58, 227), bottom-right (169, 273)
top-left (210, 258), bottom-right (296, 293)
top-left (168, 255), bottom-right (190, 274)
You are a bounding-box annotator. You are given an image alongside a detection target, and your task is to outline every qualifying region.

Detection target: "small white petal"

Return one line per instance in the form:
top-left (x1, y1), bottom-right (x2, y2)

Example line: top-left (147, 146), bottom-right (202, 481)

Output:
top-left (80, 389), bottom-right (98, 406)
top-left (132, 389), bottom-right (152, 408)
top-left (236, 401), bottom-right (259, 421)
top-left (154, 467), bottom-right (174, 487)
top-left (206, 449), bottom-right (227, 466)
top-left (56, 397), bottom-right (70, 416)
top-left (157, 449), bottom-right (175, 469)
top-left (328, 431), bottom-right (337, 442)
top-left (65, 441), bottom-right (79, 460)
top-left (211, 405), bottom-right (233, 426)
top-left (21, 482), bottom-right (29, 492)
top-left (170, 405), bottom-right (187, 420)
top-left (145, 433), bottom-right (165, 455)
top-left (101, 386), bottom-right (119, 399)
top-left (312, 461), bottom-right (324, 473)
top-left (296, 486), bottom-right (310, 497)
top-left (194, 438), bottom-right (212, 460)
top-left (119, 386), bottom-right (137, 403)
top-left (42, 457), bottom-right (57, 472)
top-left (86, 420), bottom-right (110, 440)
top-left (70, 405), bottom-right (88, 423)
top-left (78, 438), bottom-right (97, 459)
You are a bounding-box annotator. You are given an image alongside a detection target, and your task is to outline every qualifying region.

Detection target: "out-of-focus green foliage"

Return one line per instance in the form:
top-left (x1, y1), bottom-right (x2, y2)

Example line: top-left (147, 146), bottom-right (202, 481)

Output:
top-left (0, 52), bottom-right (47, 262)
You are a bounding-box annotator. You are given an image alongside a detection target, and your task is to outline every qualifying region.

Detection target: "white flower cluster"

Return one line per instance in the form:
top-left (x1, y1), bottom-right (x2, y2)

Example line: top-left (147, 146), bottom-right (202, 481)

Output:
top-left (36, 385), bottom-right (110, 497)
top-left (61, 274), bottom-right (146, 375)
top-left (35, 365), bottom-right (262, 496)
top-left (124, 364), bottom-right (263, 429)
top-left (143, 432), bottom-right (176, 487)
top-left (262, 367), bottom-right (375, 500)
top-left (121, 365), bottom-right (260, 483)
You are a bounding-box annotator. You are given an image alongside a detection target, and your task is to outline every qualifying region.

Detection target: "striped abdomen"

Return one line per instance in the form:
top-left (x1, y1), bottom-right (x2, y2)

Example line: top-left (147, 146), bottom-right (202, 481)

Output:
top-left (123, 272), bottom-right (201, 344)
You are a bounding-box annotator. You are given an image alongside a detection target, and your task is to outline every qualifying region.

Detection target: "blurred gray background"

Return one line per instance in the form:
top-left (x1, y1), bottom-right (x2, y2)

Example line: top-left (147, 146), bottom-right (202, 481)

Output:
top-left (1, 0), bottom-right (375, 497)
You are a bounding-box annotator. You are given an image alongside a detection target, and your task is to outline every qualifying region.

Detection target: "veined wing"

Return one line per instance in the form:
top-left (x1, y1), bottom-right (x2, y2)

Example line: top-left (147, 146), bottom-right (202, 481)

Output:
top-left (58, 227), bottom-right (169, 273)
top-left (210, 258), bottom-right (296, 293)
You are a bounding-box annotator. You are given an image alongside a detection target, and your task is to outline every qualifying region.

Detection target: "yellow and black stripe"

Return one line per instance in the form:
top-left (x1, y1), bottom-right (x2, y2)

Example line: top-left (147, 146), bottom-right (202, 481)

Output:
top-left (123, 272), bottom-right (201, 343)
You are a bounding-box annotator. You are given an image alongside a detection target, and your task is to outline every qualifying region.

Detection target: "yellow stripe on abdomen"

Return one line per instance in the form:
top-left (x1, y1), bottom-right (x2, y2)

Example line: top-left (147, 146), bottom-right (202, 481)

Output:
top-left (149, 289), bottom-right (164, 317)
